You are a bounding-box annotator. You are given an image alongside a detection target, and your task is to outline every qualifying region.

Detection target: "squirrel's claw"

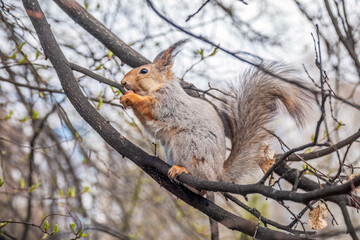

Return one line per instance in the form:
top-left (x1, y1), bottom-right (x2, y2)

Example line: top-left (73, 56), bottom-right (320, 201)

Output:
top-left (168, 165), bottom-right (190, 181)
top-left (120, 94), bottom-right (134, 109)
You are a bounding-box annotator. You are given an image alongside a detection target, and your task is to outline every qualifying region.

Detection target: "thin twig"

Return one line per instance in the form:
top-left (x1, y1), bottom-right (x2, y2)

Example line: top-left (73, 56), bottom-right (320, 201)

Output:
top-left (185, 0), bottom-right (211, 22)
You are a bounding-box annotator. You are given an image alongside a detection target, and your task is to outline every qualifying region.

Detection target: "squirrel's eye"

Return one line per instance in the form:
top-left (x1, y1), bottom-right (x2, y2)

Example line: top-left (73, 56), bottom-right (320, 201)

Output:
top-left (140, 68), bottom-right (148, 74)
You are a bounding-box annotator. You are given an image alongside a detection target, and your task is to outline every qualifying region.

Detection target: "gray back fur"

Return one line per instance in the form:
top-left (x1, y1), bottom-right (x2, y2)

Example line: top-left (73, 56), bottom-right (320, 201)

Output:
top-left (145, 78), bottom-right (226, 181)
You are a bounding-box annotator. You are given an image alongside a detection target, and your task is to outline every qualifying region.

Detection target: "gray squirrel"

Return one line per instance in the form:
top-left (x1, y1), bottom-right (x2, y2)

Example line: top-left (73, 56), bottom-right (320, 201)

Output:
top-left (120, 40), bottom-right (310, 183)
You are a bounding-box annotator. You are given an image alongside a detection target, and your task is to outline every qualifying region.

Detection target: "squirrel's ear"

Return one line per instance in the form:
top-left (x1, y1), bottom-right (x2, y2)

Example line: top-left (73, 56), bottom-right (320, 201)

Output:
top-left (153, 39), bottom-right (189, 72)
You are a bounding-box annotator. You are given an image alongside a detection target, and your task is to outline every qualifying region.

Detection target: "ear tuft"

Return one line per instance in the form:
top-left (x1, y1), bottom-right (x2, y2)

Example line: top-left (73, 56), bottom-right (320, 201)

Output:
top-left (153, 39), bottom-right (190, 71)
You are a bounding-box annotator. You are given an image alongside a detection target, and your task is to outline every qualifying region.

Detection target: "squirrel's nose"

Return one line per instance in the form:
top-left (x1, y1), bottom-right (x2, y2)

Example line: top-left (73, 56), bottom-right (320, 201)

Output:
top-left (122, 81), bottom-right (127, 86)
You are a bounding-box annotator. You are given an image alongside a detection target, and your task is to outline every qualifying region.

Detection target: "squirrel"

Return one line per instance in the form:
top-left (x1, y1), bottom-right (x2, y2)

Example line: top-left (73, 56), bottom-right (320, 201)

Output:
top-left (120, 40), bottom-right (310, 183)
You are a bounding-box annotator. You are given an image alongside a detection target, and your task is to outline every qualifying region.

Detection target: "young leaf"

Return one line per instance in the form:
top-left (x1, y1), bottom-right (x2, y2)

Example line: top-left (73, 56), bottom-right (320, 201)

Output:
top-left (36, 50), bottom-right (41, 60)
top-left (0, 177), bottom-right (4, 187)
top-left (196, 48), bottom-right (204, 59)
top-left (4, 110), bottom-right (14, 120)
top-left (0, 221), bottom-right (8, 228)
top-left (68, 187), bottom-right (76, 198)
top-left (59, 189), bottom-right (64, 198)
top-left (97, 97), bottom-right (103, 110)
top-left (335, 121), bottom-right (343, 130)
top-left (20, 115), bottom-right (28, 122)
top-left (19, 56), bottom-right (25, 64)
top-left (84, 0), bottom-right (89, 10)
top-left (28, 182), bottom-right (41, 193)
top-left (28, 185), bottom-right (36, 193)
top-left (78, 230), bottom-right (88, 238)
top-left (41, 233), bottom-right (48, 239)
top-left (310, 134), bottom-right (315, 142)
top-left (51, 224), bottom-right (60, 235)
top-left (32, 110), bottom-right (40, 120)
top-left (308, 165), bottom-right (315, 173)
top-left (95, 63), bottom-right (102, 70)
top-left (17, 42), bottom-right (26, 51)
top-left (83, 186), bottom-right (90, 193)
top-left (9, 52), bottom-right (17, 59)
top-left (210, 47), bottom-right (218, 56)
top-left (69, 222), bottom-right (76, 234)
top-left (74, 132), bottom-right (80, 138)
top-left (107, 50), bottom-right (113, 60)
top-left (20, 177), bottom-right (26, 189)
top-left (44, 220), bottom-right (50, 232)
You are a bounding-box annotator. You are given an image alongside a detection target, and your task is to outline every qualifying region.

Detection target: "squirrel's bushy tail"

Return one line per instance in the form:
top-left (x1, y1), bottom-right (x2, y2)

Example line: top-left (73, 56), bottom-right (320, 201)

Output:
top-left (221, 63), bottom-right (311, 183)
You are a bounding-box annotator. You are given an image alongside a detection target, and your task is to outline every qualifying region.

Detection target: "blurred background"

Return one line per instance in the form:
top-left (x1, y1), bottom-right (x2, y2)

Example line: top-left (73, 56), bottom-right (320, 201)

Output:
top-left (0, 0), bottom-right (359, 239)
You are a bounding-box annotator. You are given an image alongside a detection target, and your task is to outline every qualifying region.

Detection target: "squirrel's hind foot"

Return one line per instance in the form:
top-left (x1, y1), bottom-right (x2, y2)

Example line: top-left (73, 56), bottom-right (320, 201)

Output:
top-left (168, 165), bottom-right (190, 181)
top-left (168, 165), bottom-right (206, 195)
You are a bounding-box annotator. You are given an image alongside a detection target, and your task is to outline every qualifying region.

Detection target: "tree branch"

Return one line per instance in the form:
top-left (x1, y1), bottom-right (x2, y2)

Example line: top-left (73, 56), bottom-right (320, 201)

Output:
top-left (284, 129), bottom-right (360, 161)
top-left (176, 172), bottom-right (360, 204)
top-left (0, 76), bottom-right (63, 93)
top-left (69, 62), bottom-right (125, 93)
top-left (323, 0), bottom-right (360, 77)
top-left (338, 200), bottom-right (359, 240)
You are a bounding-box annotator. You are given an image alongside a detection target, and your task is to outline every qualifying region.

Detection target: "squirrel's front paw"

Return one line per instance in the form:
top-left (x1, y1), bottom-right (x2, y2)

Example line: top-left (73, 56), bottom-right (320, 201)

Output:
top-left (120, 93), bottom-right (135, 109)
